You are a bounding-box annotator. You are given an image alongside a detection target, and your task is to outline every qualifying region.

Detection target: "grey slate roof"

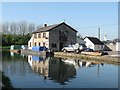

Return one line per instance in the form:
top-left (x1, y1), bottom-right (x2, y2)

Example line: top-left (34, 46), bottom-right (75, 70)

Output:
top-left (33, 22), bottom-right (77, 33)
top-left (85, 37), bottom-right (104, 45)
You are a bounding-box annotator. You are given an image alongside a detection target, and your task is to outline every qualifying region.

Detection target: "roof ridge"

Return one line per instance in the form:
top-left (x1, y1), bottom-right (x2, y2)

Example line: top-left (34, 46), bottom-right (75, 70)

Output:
top-left (32, 22), bottom-right (77, 33)
top-left (85, 37), bottom-right (104, 45)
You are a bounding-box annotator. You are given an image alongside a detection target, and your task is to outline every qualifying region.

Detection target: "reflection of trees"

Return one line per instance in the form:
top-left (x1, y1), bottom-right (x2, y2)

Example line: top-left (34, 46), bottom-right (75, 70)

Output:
top-left (2, 50), bottom-right (28, 76)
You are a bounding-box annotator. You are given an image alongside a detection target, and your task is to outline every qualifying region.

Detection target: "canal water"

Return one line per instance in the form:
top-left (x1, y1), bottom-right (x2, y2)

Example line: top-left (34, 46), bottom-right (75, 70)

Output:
top-left (1, 49), bottom-right (119, 88)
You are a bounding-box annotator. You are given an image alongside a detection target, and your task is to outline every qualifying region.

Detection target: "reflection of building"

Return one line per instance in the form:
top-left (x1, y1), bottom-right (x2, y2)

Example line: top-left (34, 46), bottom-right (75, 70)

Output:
top-left (62, 59), bottom-right (96, 68)
top-left (28, 56), bottom-right (76, 85)
top-left (28, 56), bottom-right (99, 85)
top-left (49, 58), bottom-right (76, 85)
top-left (10, 52), bottom-right (14, 57)
top-left (28, 55), bottom-right (49, 77)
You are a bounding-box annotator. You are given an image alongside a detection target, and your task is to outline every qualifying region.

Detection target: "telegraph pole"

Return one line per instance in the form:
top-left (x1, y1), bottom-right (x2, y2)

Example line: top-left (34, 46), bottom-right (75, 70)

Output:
top-left (98, 27), bottom-right (100, 40)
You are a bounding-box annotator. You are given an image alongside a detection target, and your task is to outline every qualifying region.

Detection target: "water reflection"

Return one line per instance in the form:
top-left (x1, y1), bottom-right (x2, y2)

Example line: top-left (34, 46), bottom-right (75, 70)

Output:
top-left (28, 55), bottom-right (76, 85)
top-left (49, 58), bottom-right (76, 85)
top-left (10, 51), bottom-right (25, 58)
top-left (28, 55), bottom-right (49, 78)
top-left (61, 59), bottom-right (97, 68)
top-left (2, 50), bottom-right (28, 77)
top-left (27, 55), bottom-right (101, 85)
top-left (2, 50), bottom-right (118, 88)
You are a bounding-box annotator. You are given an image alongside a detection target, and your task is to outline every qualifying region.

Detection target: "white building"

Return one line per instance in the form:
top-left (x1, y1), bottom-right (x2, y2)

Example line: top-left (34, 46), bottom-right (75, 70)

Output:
top-left (116, 42), bottom-right (120, 51)
top-left (28, 22), bottom-right (77, 51)
top-left (84, 37), bottom-right (105, 51)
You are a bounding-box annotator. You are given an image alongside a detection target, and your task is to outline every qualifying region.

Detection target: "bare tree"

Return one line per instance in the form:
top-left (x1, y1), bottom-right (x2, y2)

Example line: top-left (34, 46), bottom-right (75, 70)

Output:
top-left (10, 22), bottom-right (18, 35)
top-left (2, 22), bottom-right (9, 34)
top-left (28, 23), bottom-right (35, 34)
top-left (19, 21), bottom-right (28, 35)
top-left (2, 21), bottom-right (39, 35)
top-left (77, 33), bottom-right (83, 39)
top-left (0, 23), bottom-right (2, 33)
top-left (36, 24), bottom-right (42, 30)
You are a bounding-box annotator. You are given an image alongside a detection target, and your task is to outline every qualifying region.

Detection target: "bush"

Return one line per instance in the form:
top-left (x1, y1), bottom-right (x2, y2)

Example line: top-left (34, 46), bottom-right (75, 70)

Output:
top-left (2, 34), bottom-right (31, 46)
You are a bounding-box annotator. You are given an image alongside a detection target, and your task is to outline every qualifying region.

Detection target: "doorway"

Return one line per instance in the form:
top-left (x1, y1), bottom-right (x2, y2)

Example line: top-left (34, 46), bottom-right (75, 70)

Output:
top-left (60, 43), bottom-right (63, 51)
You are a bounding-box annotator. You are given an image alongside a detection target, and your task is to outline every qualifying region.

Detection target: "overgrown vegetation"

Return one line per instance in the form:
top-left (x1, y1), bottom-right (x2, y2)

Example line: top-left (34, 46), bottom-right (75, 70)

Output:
top-left (1, 71), bottom-right (14, 89)
top-left (2, 34), bottom-right (31, 46)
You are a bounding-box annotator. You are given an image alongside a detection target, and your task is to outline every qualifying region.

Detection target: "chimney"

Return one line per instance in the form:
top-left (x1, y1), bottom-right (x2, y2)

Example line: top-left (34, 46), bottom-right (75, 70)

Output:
top-left (44, 24), bottom-right (47, 27)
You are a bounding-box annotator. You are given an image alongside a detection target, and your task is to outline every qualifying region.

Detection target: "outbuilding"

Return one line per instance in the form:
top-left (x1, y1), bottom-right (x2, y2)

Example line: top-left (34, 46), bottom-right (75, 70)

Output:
top-left (84, 37), bottom-right (105, 51)
top-left (116, 41), bottom-right (120, 51)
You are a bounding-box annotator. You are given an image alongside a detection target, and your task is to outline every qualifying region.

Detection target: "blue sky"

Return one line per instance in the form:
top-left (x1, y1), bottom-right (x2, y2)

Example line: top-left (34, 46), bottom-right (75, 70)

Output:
top-left (2, 2), bottom-right (118, 40)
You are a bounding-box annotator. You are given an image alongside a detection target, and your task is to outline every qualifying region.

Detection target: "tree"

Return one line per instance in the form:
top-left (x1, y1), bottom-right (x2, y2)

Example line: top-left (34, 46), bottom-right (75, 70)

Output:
top-left (2, 34), bottom-right (31, 46)
top-left (3, 34), bottom-right (13, 45)
top-left (10, 22), bottom-right (18, 35)
top-left (36, 24), bottom-right (42, 30)
top-left (19, 21), bottom-right (28, 35)
top-left (28, 23), bottom-right (35, 34)
top-left (77, 33), bottom-right (83, 39)
top-left (2, 22), bottom-right (9, 34)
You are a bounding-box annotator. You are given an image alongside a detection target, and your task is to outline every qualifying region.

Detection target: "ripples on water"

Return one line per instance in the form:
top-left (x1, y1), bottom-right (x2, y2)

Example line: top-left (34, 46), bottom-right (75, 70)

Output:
top-left (1, 50), bottom-right (119, 88)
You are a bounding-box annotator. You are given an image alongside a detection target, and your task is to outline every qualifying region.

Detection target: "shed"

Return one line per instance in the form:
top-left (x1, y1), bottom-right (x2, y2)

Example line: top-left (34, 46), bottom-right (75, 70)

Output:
top-left (84, 37), bottom-right (105, 51)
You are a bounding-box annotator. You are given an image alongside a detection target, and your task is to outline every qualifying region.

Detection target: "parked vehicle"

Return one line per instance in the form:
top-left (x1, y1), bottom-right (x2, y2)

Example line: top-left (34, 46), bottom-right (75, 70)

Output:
top-left (32, 46), bottom-right (48, 52)
top-left (62, 43), bottom-right (86, 53)
top-left (21, 45), bottom-right (28, 50)
top-left (85, 48), bottom-right (94, 52)
top-left (101, 51), bottom-right (108, 55)
top-left (79, 44), bottom-right (87, 51)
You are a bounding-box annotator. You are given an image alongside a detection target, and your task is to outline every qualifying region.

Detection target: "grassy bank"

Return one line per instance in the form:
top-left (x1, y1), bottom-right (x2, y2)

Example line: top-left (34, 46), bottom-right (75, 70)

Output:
top-left (0, 46), bottom-right (10, 49)
top-left (54, 52), bottom-right (120, 65)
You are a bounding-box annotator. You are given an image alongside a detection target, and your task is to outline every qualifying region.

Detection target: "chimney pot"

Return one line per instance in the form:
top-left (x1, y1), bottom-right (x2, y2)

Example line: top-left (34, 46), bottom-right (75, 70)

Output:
top-left (44, 24), bottom-right (47, 27)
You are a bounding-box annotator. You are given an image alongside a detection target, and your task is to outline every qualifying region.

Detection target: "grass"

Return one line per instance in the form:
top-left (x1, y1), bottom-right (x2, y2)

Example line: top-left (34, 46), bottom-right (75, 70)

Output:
top-left (54, 52), bottom-right (120, 65)
top-left (0, 46), bottom-right (10, 49)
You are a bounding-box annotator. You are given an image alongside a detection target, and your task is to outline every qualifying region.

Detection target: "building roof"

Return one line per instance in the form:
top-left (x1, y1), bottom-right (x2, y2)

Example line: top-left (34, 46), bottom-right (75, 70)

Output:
top-left (33, 22), bottom-right (77, 33)
top-left (85, 37), bottom-right (104, 45)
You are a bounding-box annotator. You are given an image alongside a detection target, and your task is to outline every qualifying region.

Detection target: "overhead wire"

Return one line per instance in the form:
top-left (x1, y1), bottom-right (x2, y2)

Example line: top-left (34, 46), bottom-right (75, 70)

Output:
top-left (75, 24), bottom-right (118, 30)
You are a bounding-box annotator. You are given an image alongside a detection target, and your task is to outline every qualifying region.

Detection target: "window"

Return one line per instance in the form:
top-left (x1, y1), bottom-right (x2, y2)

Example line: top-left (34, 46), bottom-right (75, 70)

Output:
top-left (43, 42), bottom-right (45, 46)
top-left (30, 42), bottom-right (31, 47)
top-left (39, 42), bottom-right (41, 46)
top-left (34, 33), bottom-right (37, 38)
top-left (101, 45), bottom-right (104, 49)
top-left (43, 33), bottom-right (46, 38)
top-left (97, 45), bottom-right (99, 48)
top-left (35, 42), bottom-right (37, 46)
top-left (89, 45), bottom-right (92, 48)
top-left (52, 44), bottom-right (57, 48)
top-left (38, 33), bottom-right (41, 38)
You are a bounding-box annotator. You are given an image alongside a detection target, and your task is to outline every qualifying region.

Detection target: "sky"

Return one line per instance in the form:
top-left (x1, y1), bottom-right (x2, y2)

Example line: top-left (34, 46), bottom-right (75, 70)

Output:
top-left (1, 2), bottom-right (118, 40)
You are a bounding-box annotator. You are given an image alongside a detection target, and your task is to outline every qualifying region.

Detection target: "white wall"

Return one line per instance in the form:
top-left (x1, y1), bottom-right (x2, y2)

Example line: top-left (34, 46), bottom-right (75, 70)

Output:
top-left (84, 38), bottom-right (94, 50)
top-left (84, 38), bottom-right (104, 51)
top-left (94, 45), bottom-right (104, 51)
top-left (116, 42), bottom-right (120, 51)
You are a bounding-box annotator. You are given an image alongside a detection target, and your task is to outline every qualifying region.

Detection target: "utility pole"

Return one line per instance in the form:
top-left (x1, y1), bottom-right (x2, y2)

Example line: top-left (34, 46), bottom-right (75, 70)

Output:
top-left (98, 27), bottom-right (100, 40)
